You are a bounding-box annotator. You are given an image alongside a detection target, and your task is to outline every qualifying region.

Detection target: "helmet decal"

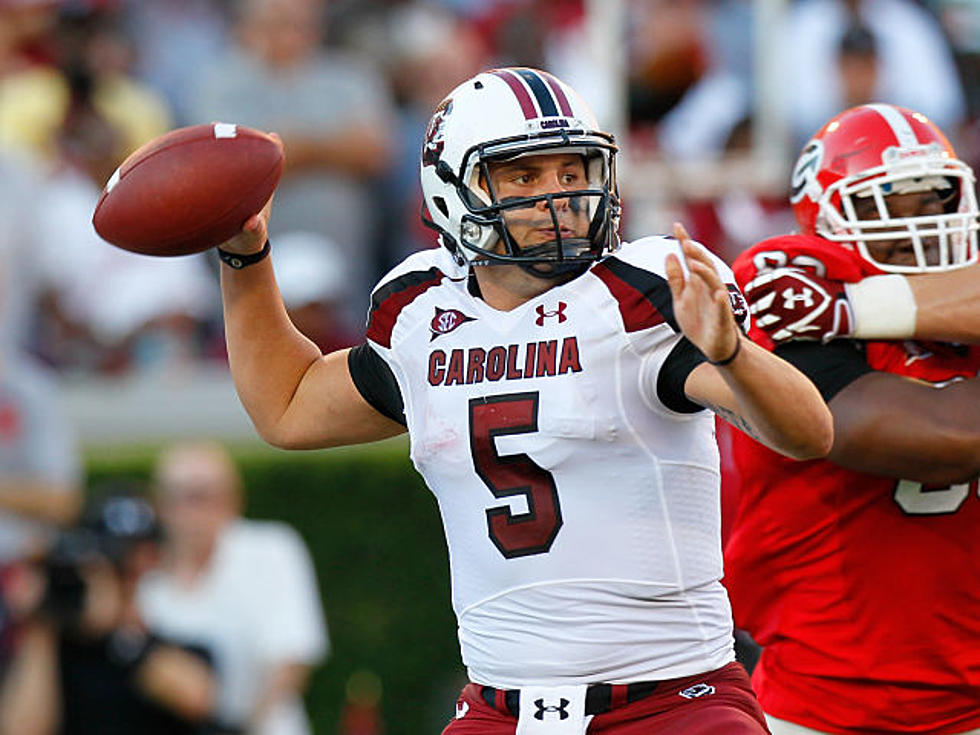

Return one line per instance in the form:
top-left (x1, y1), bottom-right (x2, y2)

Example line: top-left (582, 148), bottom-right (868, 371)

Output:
top-left (422, 98), bottom-right (452, 168)
top-left (790, 140), bottom-right (824, 205)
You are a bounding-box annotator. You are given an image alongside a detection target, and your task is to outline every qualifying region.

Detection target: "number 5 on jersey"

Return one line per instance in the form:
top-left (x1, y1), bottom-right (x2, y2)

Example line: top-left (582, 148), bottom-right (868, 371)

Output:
top-left (469, 393), bottom-right (563, 558)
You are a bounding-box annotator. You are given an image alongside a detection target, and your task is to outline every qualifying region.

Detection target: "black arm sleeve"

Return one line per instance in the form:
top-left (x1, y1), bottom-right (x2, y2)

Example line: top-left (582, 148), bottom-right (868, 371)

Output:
top-left (773, 339), bottom-right (875, 402)
top-left (657, 337), bottom-right (708, 414)
top-left (347, 343), bottom-right (407, 426)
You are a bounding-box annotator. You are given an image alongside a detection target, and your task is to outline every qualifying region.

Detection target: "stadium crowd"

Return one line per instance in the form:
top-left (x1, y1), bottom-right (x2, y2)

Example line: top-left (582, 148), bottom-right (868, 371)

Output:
top-left (0, 0), bottom-right (975, 376)
top-left (0, 0), bottom-right (978, 733)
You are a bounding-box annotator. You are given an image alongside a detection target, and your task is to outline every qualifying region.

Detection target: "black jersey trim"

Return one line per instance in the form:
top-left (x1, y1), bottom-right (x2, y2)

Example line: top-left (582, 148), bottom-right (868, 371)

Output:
top-left (658, 337), bottom-right (708, 413)
top-left (774, 340), bottom-right (874, 402)
top-left (592, 257), bottom-right (679, 333)
top-left (366, 267), bottom-right (445, 348)
top-left (347, 343), bottom-right (406, 426)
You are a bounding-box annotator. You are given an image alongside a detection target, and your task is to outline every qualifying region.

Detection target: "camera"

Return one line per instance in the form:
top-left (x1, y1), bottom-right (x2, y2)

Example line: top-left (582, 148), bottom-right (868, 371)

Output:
top-left (37, 495), bottom-right (161, 630)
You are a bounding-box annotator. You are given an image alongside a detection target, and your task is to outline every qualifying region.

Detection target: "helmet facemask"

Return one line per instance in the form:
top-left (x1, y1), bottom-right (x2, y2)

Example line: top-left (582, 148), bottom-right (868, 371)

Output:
top-left (448, 135), bottom-right (620, 278)
top-left (817, 147), bottom-right (980, 273)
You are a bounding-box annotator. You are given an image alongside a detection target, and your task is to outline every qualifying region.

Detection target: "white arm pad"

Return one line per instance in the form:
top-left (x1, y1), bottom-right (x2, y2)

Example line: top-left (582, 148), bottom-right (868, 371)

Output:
top-left (844, 274), bottom-right (918, 340)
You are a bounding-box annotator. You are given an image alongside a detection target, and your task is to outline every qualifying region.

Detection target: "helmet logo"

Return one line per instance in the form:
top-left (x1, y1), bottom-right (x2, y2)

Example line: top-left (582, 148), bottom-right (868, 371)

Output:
top-left (423, 98), bottom-right (453, 168)
top-left (429, 306), bottom-right (475, 341)
top-left (790, 140), bottom-right (824, 204)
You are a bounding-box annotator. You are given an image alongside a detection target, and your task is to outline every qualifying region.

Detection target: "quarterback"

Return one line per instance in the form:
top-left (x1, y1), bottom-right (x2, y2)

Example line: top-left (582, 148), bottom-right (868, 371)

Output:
top-left (217, 68), bottom-right (831, 733)
top-left (725, 104), bottom-right (980, 734)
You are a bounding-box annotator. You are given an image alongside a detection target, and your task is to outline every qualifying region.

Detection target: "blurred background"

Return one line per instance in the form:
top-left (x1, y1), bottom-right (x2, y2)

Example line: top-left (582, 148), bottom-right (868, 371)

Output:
top-left (0, 0), bottom-right (977, 732)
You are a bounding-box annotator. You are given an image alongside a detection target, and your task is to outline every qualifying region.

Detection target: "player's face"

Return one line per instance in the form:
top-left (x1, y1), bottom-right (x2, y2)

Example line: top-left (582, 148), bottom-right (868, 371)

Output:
top-left (484, 153), bottom-right (592, 255)
top-left (853, 188), bottom-right (951, 267)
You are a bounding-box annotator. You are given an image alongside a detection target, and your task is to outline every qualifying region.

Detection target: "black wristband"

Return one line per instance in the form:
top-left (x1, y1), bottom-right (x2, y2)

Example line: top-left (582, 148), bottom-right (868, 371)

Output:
top-left (707, 333), bottom-right (742, 367)
top-left (217, 239), bottom-right (270, 269)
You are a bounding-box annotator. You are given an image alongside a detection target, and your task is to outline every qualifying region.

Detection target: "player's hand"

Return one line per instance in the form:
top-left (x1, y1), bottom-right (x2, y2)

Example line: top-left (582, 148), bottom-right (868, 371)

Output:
top-left (665, 222), bottom-right (740, 364)
top-left (742, 267), bottom-right (853, 344)
top-left (218, 132), bottom-right (280, 256)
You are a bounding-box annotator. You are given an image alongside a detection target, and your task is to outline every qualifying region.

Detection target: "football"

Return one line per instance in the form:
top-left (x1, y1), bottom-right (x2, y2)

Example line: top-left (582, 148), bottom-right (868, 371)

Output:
top-left (92, 123), bottom-right (284, 256)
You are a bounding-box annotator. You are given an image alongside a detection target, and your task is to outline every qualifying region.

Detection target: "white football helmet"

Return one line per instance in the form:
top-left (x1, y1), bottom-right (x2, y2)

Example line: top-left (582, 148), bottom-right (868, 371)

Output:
top-left (420, 67), bottom-right (620, 275)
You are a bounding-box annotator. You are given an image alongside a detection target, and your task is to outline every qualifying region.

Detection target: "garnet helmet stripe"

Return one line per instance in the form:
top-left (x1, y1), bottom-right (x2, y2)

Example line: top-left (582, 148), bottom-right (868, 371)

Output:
top-left (514, 68), bottom-right (560, 118)
top-left (864, 103), bottom-right (919, 147)
top-left (490, 69), bottom-right (537, 120)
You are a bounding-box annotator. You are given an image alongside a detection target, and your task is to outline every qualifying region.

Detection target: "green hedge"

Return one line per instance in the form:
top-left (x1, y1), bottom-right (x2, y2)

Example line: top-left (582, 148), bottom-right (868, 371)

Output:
top-left (87, 438), bottom-right (465, 735)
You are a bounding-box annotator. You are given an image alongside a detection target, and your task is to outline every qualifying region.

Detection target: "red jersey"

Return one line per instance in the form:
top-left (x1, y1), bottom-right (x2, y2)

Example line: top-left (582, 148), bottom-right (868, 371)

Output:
top-left (725, 234), bottom-right (980, 733)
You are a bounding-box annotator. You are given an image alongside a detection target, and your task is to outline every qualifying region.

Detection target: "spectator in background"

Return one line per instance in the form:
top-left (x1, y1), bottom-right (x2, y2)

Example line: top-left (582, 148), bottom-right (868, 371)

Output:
top-left (0, 5), bottom-right (171, 164)
top-left (835, 22), bottom-right (879, 111)
top-left (272, 231), bottom-right (359, 353)
top-left (628, 0), bottom-right (708, 131)
top-left (0, 169), bottom-right (82, 602)
top-left (778, 0), bottom-right (967, 151)
top-left (30, 53), bottom-right (217, 375)
top-left (0, 347), bottom-right (81, 568)
top-left (121, 0), bottom-right (231, 126)
top-left (139, 442), bottom-right (328, 735)
top-left (0, 0), bottom-right (59, 76)
top-left (382, 2), bottom-right (489, 263)
top-left (190, 0), bottom-right (395, 333)
top-left (0, 144), bottom-right (46, 357)
top-left (0, 494), bottom-right (219, 734)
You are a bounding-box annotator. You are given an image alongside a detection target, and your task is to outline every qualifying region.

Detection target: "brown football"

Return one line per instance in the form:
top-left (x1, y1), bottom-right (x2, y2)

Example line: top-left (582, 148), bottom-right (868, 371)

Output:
top-left (92, 123), bottom-right (284, 256)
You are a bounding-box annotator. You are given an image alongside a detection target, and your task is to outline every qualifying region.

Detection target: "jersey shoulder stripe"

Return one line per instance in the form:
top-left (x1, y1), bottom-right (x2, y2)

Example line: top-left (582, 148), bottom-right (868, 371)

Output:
top-left (367, 248), bottom-right (462, 348)
top-left (592, 250), bottom-right (678, 333)
top-left (367, 267), bottom-right (445, 348)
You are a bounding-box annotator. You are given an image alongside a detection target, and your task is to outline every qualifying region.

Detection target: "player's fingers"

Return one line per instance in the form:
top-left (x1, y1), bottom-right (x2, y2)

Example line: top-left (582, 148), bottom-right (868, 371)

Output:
top-left (672, 221), bottom-right (691, 244)
top-left (243, 213), bottom-right (264, 233)
top-left (679, 238), bottom-right (717, 273)
top-left (665, 253), bottom-right (685, 294)
top-left (687, 258), bottom-right (726, 292)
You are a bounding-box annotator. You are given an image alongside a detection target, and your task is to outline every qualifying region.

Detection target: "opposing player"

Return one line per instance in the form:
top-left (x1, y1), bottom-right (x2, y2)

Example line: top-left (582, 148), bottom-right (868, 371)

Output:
top-left (218, 68), bottom-right (832, 733)
top-left (725, 104), bottom-right (980, 734)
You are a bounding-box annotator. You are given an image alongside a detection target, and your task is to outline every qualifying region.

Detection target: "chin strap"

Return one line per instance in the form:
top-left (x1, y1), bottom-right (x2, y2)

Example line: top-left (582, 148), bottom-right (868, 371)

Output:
top-left (518, 260), bottom-right (590, 280)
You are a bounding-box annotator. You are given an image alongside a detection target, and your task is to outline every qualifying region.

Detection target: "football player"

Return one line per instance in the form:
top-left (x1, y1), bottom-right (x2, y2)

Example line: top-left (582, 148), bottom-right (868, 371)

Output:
top-left (217, 67), bottom-right (832, 733)
top-left (725, 103), bottom-right (980, 734)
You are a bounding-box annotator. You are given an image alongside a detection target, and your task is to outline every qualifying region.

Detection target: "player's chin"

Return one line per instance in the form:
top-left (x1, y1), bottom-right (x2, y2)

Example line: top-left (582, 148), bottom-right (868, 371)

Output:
top-left (872, 240), bottom-right (940, 268)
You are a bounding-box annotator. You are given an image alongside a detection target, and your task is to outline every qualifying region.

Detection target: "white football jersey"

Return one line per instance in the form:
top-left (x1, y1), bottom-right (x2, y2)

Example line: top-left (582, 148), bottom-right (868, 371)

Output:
top-left (360, 237), bottom-right (742, 686)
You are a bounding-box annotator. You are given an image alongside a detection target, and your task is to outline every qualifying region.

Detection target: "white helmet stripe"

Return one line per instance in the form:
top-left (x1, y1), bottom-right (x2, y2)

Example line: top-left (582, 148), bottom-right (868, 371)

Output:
top-left (864, 103), bottom-right (919, 147)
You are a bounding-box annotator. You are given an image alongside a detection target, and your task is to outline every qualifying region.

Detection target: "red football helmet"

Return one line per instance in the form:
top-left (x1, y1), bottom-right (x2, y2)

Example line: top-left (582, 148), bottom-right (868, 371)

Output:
top-left (789, 104), bottom-right (979, 273)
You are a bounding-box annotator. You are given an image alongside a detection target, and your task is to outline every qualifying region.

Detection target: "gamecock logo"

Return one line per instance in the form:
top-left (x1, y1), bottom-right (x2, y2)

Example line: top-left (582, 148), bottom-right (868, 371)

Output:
top-left (726, 285), bottom-right (749, 325)
top-left (429, 306), bottom-right (476, 341)
top-left (423, 98), bottom-right (453, 168)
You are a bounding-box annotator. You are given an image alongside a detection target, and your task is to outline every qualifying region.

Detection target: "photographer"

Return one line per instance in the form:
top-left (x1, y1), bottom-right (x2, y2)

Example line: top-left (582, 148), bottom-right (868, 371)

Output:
top-left (0, 494), bottom-right (223, 735)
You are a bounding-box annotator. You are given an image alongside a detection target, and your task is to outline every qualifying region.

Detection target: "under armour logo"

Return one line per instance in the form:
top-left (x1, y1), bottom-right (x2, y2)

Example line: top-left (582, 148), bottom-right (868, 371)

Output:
top-left (455, 701), bottom-right (469, 719)
top-left (535, 301), bottom-right (568, 326)
top-left (780, 286), bottom-right (815, 309)
top-left (533, 698), bottom-right (570, 720)
top-left (678, 683), bottom-right (716, 699)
